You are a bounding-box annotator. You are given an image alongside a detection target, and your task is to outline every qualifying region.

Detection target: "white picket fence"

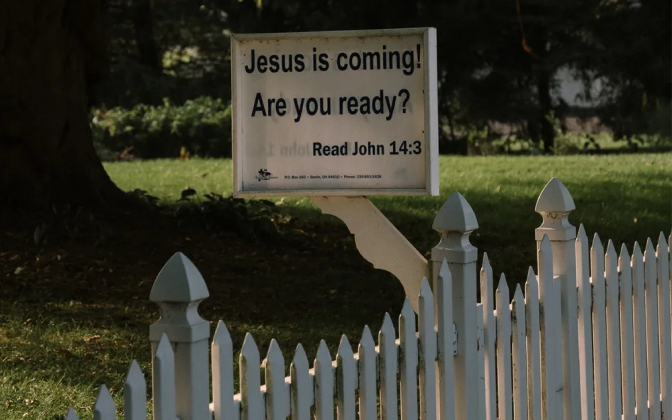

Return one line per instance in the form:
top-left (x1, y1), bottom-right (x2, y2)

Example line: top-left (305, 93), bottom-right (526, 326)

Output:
top-left (64, 178), bottom-right (672, 420)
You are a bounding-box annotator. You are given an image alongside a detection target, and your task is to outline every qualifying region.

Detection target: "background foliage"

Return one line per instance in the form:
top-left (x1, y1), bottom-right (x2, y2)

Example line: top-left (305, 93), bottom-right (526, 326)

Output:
top-left (94, 0), bottom-right (670, 157)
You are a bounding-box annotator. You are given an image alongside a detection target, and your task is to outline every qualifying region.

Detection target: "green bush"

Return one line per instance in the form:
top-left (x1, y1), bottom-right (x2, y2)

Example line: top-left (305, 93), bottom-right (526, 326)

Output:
top-left (91, 97), bottom-right (232, 159)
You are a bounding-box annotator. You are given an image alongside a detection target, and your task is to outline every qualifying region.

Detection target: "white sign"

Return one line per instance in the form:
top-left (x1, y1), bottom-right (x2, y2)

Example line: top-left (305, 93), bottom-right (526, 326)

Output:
top-left (232, 28), bottom-right (438, 197)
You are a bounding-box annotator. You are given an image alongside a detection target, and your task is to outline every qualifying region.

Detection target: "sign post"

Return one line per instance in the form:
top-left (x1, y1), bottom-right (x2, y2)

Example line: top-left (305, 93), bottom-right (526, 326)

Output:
top-left (231, 28), bottom-right (438, 310)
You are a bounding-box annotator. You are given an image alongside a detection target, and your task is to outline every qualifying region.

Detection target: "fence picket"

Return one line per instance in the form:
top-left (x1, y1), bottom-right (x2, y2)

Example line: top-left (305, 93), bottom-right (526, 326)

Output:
top-left (336, 335), bottom-right (357, 420)
top-left (154, 334), bottom-right (177, 420)
top-left (477, 305), bottom-right (486, 420)
top-left (378, 314), bottom-right (398, 420)
top-left (606, 240), bottom-right (623, 420)
top-left (315, 340), bottom-right (335, 420)
top-left (645, 239), bottom-right (662, 420)
top-left (213, 321), bottom-right (237, 420)
top-left (525, 268), bottom-right (542, 420)
top-left (496, 274), bottom-right (513, 420)
top-left (576, 225), bottom-right (595, 420)
top-left (512, 284), bottom-right (527, 420)
top-left (418, 279), bottom-right (437, 420)
top-left (93, 386), bottom-right (115, 420)
top-left (66, 408), bottom-right (79, 420)
top-left (480, 253), bottom-right (497, 420)
top-left (399, 298), bottom-right (419, 420)
top-left (632, 243), bottom-right (650, 420)
top-left (436, 260), bottom-right (456, 420)
top-left (619, 245), bottom-right (636, 420)
top-left (539, 236), bottom-right (561, 420)
top-left (264, 340), bottom-right (290, 420)
top-left (290, 344), bottom-right (312, 420)
top-left (657, 233), bottom-right (672, 420)
top-left (124, 360), bottom-right (147, 420)
top-left (591, 234), bottom-right (609, 420)
top-left (241, 333), bottom-right (264, 420)
top-left (359, 326), bottom-right (377, 420)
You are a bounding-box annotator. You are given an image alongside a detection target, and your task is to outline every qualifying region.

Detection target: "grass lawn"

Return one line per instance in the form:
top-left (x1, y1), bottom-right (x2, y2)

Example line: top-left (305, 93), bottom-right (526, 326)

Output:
top-left (1, 153), bottom-right (670, 420)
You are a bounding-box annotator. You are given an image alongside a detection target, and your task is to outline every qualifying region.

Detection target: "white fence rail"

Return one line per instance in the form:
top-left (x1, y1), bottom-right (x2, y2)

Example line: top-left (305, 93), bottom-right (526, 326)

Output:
top-left (63, 178), bottom-right (671, 420)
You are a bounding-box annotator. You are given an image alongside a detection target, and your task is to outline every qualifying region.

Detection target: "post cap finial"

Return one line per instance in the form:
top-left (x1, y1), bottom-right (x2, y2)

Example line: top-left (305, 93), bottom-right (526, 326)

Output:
top-left (535, 178), bottom-right (575, 213)
top-left (433, 192), bottom-right (478, 233)
top-left (150, 252), bottom-right (209, 303)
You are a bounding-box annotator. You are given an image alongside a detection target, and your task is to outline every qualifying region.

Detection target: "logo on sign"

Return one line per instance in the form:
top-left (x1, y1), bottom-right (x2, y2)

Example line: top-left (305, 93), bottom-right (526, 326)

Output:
top-left (255, 169), bottom-right (277, 181)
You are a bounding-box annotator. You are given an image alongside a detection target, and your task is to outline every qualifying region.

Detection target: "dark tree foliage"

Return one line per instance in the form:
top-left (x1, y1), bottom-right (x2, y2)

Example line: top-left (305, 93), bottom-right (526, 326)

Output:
top-left (1, 0), bottom-right (667, 206)
top-left (104, 0), bottom-right (668, 152)
top-left (576, 0), bottom-right (671, 140)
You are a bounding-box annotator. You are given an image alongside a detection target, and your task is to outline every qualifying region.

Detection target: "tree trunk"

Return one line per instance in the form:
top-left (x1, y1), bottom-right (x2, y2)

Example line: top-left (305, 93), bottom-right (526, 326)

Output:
top-left (0, 0), bottom-right (126, 209)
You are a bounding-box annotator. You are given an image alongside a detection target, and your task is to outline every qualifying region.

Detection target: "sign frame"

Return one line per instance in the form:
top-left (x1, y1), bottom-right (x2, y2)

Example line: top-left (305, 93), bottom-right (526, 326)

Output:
top-left (231, 27), bottom-right (438, 198)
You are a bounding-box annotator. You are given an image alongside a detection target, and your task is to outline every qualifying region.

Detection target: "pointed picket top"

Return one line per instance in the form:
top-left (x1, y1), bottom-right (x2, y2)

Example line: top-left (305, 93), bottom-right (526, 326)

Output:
top-left (155, 333), bottom-right (174, 363)
top-left (290, 343), bottom-right (313, 420)
top-left (577, 224), bottom-right (588, 242)
top-left (496, 274), bottom-right (509, 299)
top-left (337, 334), bottom-right (355, 360)
top-left (419, 277), bottom-right (432, 300)
top-left (265, 339), bottom-right (290, 420)
top-left (606, 240), bottom-right (617, 261)
top-left (359, 326), bottom-right (377, 420)
top-left (535, 178), bottom-right (575, 213)
top-left (126, 360), bottom-right (145, 386)
top-left (153, 334), bottom-right (176, 420)
top-left (315, 340), bottom-right (334, 420)
top-left (266, 339), bottom-right (285, 367)
top-left (659, 231), bottom-right (669, 254)
top-left (378, 312), bottom-right (398, 420)
top-left (66, 408), bottom-right (79, 420)
top-left (433, 192), bottom-right (478, 233)
top-left (150, 252), bottom-right (209, 302)
top-left (213, 320), bottom-right (232, 348)
top-left (336, 334), bottom-right (356, 420)
top-left (212, 320), bottom-right (234, 420)
top-left (618, 244), bottom-right (630, 272)
top-left (124, 360), bottom-right (147, 420)
top-left (514, 283), bottom-right (524, 303)
top-left (316, 339), bottom-right (332, 368)
top-left (538, 235), bottom-right (553, 287)
top-left (527, 266), bottom-right (536, 284)
top-left (241, 333), bottom-right (260, 365)
top-left (606, 241), bottom-right (619, 292)
top-left (292, 343), bottom-right (309, 372)
top-left (540, 235), bottom-right (552, 255)
top-left (482, 252), bottom-right (491, 270)
top-left (360, 325), bottom-right (376, 352)
top-left (439, 258), bottom-right (452, 283)
top-left (381, 313), bottom-right (395, 339)
top-left (401, 297), bottom-right (415, 322)
top-left (645, 237), bottom-right (656, 261)
top-left (633, 241), bottom-right (643, 261)
top-left (592, 232), bottom-right (604, 255)
top-left (93, 385), bottom-right (115, 420)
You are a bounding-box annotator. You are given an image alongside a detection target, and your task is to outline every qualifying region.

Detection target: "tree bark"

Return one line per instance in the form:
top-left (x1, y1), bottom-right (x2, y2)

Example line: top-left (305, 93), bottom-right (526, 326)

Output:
top-left (0, 0), bottom-right (126, 209)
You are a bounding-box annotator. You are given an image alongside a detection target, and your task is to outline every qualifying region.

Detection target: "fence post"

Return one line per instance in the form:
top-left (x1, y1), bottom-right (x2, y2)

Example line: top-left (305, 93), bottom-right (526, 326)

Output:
top-left (150, 252), bottom-right (212, 420)
top-left (535, 178), bottom-right (581, 420)
top-left (431, 192), bottom-right (479, 420)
